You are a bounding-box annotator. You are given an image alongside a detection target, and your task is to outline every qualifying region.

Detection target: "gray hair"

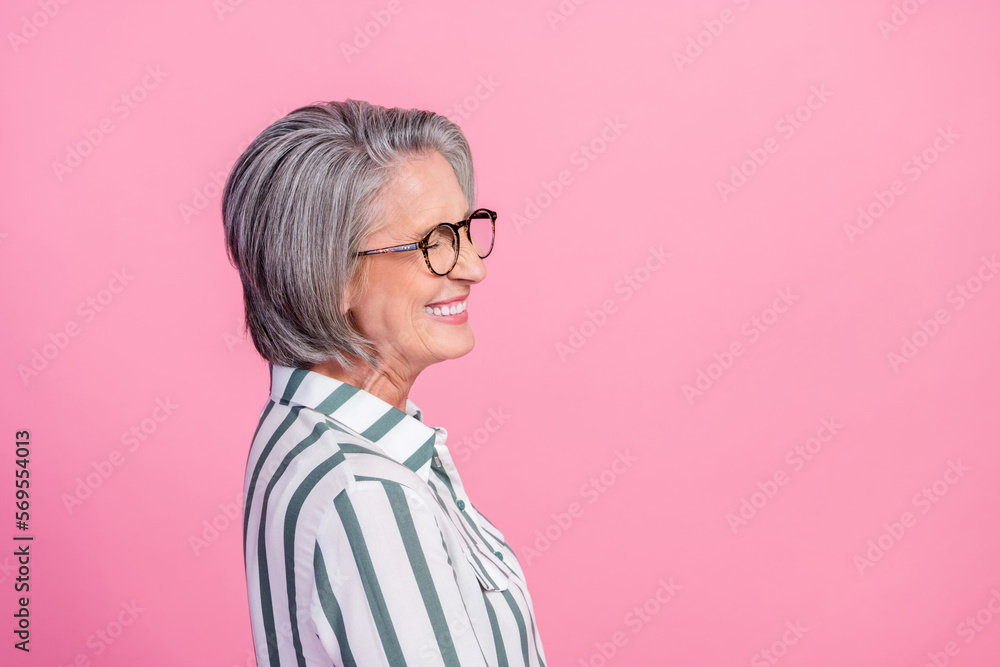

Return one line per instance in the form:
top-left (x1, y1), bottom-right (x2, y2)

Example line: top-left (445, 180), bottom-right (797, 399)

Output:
top-left (222, 99), bottom-right (476, 370)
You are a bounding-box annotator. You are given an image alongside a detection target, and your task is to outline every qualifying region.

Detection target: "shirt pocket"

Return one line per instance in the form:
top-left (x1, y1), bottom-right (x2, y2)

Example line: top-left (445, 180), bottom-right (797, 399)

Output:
top-left (478, 520), bottom-right (507, 548)
top-left (461, 542), bottom-right (509, 592)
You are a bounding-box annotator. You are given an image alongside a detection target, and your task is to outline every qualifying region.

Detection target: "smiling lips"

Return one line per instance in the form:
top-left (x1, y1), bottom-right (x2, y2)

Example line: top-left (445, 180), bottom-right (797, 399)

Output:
top-left (424, 295), bottom-right (469, 321)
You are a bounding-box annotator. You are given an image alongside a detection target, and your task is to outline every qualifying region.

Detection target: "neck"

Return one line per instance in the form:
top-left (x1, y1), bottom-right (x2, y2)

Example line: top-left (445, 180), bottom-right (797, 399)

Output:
top-left (309, 357), bottom-right (418, 413)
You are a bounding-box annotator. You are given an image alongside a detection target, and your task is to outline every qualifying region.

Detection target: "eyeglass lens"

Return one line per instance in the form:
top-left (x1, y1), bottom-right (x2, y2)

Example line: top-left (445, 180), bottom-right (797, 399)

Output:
top-left (425, 211), bottom-right (495, 274)
top-left (426, 226), bottom-right (459, 274)
top-left (467, 210), bottom-right (494, 258)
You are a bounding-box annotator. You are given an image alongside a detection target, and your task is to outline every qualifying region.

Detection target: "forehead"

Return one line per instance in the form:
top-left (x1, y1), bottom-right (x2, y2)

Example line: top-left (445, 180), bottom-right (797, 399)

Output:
top-left (380, 152), bottom-right (470, 238)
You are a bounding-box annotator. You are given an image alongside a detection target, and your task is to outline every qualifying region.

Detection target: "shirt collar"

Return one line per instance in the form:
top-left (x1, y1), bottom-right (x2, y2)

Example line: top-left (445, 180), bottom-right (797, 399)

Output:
top-left (268, 364), bottom-right (442, 482)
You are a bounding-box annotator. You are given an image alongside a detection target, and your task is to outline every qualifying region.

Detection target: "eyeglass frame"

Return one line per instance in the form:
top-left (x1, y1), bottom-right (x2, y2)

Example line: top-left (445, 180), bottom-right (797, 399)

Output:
top-left (356, 208), bottom-right (497, 276)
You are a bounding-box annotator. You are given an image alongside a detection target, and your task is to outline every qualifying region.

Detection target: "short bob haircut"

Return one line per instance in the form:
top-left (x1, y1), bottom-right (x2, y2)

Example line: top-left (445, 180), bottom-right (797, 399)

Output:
top-left (222, 99), bottom-right (476, 370)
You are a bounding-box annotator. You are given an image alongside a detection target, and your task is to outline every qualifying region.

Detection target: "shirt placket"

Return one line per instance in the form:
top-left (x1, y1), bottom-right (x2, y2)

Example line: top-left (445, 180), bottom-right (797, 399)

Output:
top-left (431, 441), bottom-right (514, 584)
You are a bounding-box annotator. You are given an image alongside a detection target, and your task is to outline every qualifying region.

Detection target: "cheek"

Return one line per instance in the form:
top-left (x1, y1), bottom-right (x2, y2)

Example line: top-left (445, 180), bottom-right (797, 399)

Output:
top-left (389, 296), bottom-right (428, 341)
top-left (361, 262), bottom-right (443, 343)
top-left (362, 266), bottom-right (427, 327)
top-left (354, 297), bottom-right (403, 338)
top-left (383, 300), bottom-right (417, 334)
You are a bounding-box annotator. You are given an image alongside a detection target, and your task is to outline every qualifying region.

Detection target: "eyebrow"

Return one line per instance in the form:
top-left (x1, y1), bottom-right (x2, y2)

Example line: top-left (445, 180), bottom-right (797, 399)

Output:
top-left (414, 209), bottom-right (475, 238)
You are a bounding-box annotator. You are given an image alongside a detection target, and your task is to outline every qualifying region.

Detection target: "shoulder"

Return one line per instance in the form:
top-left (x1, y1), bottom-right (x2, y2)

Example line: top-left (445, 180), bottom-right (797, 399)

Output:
top-left (246, 404), bottom-right (433, 521)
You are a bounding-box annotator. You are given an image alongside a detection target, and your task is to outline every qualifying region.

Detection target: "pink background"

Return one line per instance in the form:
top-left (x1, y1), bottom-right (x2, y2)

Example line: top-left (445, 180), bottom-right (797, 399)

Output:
top-left (3, 1), bottom-right (999, 665)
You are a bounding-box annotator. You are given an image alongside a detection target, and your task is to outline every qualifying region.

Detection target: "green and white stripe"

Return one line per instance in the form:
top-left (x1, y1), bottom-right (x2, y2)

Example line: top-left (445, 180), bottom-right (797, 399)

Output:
top-left (243, 364), bottom-right (547, 666)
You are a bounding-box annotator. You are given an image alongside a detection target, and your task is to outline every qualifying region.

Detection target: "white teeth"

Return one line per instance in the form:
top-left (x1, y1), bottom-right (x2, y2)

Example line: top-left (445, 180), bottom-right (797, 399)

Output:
top-left (425, 300), bottom-right (467, 317)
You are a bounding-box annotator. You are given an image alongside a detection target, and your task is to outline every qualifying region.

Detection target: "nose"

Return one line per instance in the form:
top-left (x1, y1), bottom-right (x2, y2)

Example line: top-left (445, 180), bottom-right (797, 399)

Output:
top-left (449, 237), bottom-right (487, 283)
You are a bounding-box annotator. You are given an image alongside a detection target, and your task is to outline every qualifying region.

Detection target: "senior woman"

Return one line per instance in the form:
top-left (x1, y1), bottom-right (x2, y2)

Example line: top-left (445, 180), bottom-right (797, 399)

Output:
top-left (222, 100), bottom-right (545, 667)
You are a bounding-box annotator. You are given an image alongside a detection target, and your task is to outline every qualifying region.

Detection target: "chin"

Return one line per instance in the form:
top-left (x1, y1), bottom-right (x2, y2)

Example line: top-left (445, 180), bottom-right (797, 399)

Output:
top-left (438, 331), bottom-right (476, 361)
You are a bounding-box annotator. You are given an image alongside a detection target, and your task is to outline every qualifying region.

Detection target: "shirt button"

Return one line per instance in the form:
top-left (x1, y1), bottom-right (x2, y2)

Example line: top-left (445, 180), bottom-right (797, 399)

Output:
top-left (494, 551), bottom-right (504, 561)
top-left (433, 456), bottom-right (443, 468)
top-left (456, 500), bottom-right (466, 510)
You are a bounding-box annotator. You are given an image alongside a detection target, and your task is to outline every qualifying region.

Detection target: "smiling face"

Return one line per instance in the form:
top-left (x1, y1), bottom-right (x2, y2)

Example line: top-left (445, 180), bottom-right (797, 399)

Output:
top-left (345, 150), bottom-right (487, 381)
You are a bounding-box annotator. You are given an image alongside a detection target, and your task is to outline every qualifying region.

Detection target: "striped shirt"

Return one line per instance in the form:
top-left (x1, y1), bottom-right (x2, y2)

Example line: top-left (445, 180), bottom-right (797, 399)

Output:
top-left (243, 364), bottom-right (546, 666)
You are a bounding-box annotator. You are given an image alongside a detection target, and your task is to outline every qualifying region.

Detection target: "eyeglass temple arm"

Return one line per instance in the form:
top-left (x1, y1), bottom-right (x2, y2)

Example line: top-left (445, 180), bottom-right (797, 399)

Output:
top-left (358, 242), bottom-right (421, 256)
